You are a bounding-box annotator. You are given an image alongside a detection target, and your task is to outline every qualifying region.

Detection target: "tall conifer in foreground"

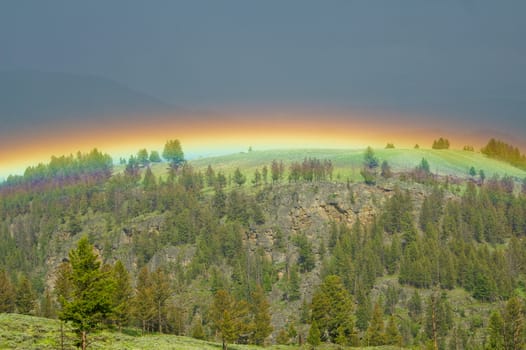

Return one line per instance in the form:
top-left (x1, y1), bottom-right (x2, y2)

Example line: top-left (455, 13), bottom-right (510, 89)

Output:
top-left (59, 236), bottom-right (115, 350)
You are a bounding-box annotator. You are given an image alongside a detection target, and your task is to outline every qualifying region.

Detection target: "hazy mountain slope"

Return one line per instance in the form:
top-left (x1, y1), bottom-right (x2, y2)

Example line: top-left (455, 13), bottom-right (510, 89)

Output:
top-left (0, 70), bottom-right (173, 127)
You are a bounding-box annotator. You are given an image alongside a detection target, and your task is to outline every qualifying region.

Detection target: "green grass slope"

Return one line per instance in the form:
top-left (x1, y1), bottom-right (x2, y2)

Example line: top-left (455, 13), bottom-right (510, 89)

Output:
top-left (0, 314), bottom-right (399, 350)
top-left (187, 148), bottom-right (526, 181)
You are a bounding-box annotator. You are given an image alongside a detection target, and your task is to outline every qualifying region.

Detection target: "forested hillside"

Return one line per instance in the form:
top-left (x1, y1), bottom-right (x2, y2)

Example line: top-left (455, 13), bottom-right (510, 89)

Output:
top-left (1, 143), bottom-right (526, 349)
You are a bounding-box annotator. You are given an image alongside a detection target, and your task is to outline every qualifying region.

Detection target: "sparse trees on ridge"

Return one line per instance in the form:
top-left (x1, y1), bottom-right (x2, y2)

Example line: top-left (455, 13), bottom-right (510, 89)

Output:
top-left (432, 137), bottom-right (450, 150)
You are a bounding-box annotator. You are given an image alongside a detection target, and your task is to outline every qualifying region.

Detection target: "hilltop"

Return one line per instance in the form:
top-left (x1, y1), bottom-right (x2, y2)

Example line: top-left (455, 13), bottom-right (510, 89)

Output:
top-left (170, 147), bottom-right (526, 181)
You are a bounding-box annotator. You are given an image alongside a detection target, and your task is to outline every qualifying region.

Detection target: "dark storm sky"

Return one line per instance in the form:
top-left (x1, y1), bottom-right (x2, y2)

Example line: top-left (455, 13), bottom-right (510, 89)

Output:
top-left (0, 0), bottom-right (525, 135)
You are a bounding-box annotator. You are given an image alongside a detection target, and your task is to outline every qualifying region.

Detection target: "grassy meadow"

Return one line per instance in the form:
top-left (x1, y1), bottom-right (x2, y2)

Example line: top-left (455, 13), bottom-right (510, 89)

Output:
top-left (0, 314), bottom-right (401, 350)
top-left (131, 147), bottom-right (526, 183)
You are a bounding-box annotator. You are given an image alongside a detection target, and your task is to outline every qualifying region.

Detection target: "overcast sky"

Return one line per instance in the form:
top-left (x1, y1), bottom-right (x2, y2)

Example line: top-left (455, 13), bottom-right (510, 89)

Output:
top-left (1, 0), bottom-right (525, 135)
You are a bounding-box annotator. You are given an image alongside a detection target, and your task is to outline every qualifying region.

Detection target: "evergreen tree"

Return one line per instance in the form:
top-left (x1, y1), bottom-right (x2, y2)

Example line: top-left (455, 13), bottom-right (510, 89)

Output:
top-left (162, 139), bottom-right (185, 169)
top-left (480, 169), bottom-right (486, 184)
top-left (249, 285), bottom-right (273, 345)
top-left (0, 269), bottom-right (15, 313)
top-left (151, 268), bottom-right (172, 334)
top-left (111, 260), bottom-right (133, 329)
top-left (142, 166), bottom-right (157, 191)
top-left (206, 165), bottom-right (216, 187)
top-left (210, 289), bottom-right (249, 350)
top-left (15, 275), bottom-right (36, 315)
top-left (190, 314), bottom-right (206, 340)
top-left (311, 275), bottom-right (354, 342)
top-left (407, 289), bottom-right (422, 321)
top-left (287, 322), bottom-right (298, 344)
top-left (252, 168), bottom-right (262, 186)
top-left (59, 236), bottom-right (115, 350)
top-left (424, 291), bottom-right (452, 350)
top-left (503, 296), bottom-right (524, 350)
top-left (271, 160), bottom-right (280, 183)
top-left (385, 315), bottom-right (402, 346)
top-left (40, 289), bottom-right (56, 318)
top-left (137, 148), bottom-right (149, 167)
top-left (276, 328), bottom-right (290, 345)
top-left (295, 234), bottom-right (315, 272)
top-left (432, 137), bottom-right (450, 150)
top-left (125, 155), bottom-right (140, 181)
top-left (381, 160), bottom-right (393, 178)
top-left (364, 146), bottom-right (379, 169)
top-left (262, 165), bottom-right (268, 184)
top-left (149, 150), bottom-right (161, 163)
top-left (133, 266), bottom-right (155, 333)
top-left (54, 262), bottom-right (73, 311)
top-left (307, 320), bottom-right (321, 347)
top-left (355, 289), bottom-right (372, 331)
top-left (285, 264), bottom-right (301, 301)
top-left (487, 310), bottom-right (505, 350)
top-left (233, 167), bottom-right (246, 187)
top-left (364, 302), bottom-right (386, 346)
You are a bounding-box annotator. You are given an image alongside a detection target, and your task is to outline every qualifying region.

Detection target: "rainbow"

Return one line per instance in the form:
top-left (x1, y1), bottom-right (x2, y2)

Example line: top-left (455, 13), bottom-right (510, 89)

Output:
top-left (0, 110), bottom-right (500, 179)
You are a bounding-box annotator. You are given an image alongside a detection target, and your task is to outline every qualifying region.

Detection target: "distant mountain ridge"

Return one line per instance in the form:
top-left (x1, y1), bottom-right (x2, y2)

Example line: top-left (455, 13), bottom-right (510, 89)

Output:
top-left (0, 70), bottom-right (174, 127)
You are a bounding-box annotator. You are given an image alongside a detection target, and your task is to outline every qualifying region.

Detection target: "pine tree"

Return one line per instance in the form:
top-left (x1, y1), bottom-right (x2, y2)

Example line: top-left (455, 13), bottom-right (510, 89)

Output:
top-left (111, 260), bottom-right (133, 329)
top-left (205, 165), bottom-right (216, 187)
top-left (151, 268), bottom-right (172, 334)
top-left (40, 289), bottom-right (56, 318)
top-left (59, 236), bottom-right (115, 350)
top-left (385, 315), bottom-right (402, 346)
top-left (15, 275), bottom-right (36, 315)
top-left (249, 285), bottom-right (273, 345)
top-left (133, 267), bottom-right (155, 333)
top-left (365, 302), bottom-right (386, 346)
top-left (311, 275), bottom-right (354, 342)
top-left (233, 167), bottom-right (246, 187)
top-left (381, 160), bottom-right (393, 178)
top-left (190, 314), bottom-right (206, 340)
top-left (424, 291), bottom-right (452, 350)
top-left (487, 310), bottom-right (505, 350)
top-left (137, 148), bottom-right (149, 167)
top-left (142, 166), bottom-right (157, 191)
top-left (287, 322), bottom-right (298, 344)
top-left (285, 264), bottom-right (301, 301)
top-left (307, 320), bottom-right (321, 347)
top-left (276, 328), bottom-right (290, 345)
top-left (252, 168), bottom-right (262, 186)
top-left (262, 165), bottom-right (268, 184)
top-left (0, 269), bottom-right (15, 313)
top-left (54, 261), bottom-right (73, 310)
top-left (503, 296), bottom-right (524, 350)
top-left (355, 289), bottom-right (372, 331)
top-left (407, 289), bottom-right (422, 321)
top-left (149, 150), bottom-right (161, 163)
top-left (210, 289), bottom-right (249, 350)
top-left (162, 139), bottom-right (185, 170)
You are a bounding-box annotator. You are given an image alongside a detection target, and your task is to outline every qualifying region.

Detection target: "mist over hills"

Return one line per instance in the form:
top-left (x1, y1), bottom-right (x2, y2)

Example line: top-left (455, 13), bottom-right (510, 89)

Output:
top-left (0, 70), bottom-right (175, 130)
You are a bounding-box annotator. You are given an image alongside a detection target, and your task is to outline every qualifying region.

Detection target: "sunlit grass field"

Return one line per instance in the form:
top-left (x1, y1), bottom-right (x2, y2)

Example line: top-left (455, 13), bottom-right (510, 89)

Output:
top-left (0, 314), bottom-right (400, 350)
top-left (187, 148), bottom-right (526, 181)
